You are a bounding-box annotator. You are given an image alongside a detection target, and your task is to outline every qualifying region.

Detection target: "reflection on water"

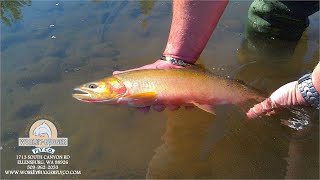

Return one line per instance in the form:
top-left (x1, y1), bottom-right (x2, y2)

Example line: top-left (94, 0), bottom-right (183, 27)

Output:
top-left (1, 1), bottom-right (319, 179)
top-left (0, 0), bottom-right (31, 26)
top-left (139, 0), bottom-right (156, 29)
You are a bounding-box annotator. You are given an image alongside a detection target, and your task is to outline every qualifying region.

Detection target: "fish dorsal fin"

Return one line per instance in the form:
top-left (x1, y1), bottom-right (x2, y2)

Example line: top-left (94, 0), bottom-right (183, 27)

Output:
top-left (126, 92), bottom-right (157, 107)
top-left (193, 103), bottom-right (216, 115)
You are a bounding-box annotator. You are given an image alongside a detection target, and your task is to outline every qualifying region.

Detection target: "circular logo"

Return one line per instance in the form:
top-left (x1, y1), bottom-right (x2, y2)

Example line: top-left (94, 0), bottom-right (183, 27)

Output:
top-left (29, 119), bottom-right (58, 148)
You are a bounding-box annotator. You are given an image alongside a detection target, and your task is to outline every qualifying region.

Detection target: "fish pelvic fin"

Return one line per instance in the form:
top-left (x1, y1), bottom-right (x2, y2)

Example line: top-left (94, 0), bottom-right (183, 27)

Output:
top-left (126, 92), bottom-right (157, 107)
top-left (193, 103), bottom-right (216, 115)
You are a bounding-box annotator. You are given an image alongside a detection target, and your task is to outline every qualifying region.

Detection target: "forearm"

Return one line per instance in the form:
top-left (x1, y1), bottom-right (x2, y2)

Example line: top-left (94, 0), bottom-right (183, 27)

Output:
top-left (163, 0), bottom-right (228, 63)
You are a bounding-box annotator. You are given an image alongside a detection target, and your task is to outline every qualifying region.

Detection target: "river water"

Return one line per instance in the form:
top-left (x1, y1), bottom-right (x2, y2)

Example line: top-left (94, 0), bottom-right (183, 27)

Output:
top-left (1, 1), bottom-right (319, 179)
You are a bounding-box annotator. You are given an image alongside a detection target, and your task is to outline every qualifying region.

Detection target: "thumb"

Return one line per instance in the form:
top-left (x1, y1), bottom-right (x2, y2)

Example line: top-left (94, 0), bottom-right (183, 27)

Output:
top-left (246, 98), bottom-right (279, 119)
top-left (113, 66), bottom-right (149, 75)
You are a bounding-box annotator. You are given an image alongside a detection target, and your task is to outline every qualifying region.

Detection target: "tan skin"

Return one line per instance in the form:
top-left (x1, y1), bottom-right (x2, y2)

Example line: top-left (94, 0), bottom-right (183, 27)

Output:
top-left (114, 0), bottom-right (319, 117)
top-left (246, 62), bottom-right (320, 118)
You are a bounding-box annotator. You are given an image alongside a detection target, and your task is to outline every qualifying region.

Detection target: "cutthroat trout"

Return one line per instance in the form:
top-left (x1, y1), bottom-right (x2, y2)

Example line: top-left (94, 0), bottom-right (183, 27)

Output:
top-left (72, 68), bottom-right (264, 114)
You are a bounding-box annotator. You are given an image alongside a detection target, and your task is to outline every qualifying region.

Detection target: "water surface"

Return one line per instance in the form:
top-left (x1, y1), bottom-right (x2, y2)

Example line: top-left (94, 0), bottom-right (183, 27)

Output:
top-left (1, 1), bottom-right (319, 179)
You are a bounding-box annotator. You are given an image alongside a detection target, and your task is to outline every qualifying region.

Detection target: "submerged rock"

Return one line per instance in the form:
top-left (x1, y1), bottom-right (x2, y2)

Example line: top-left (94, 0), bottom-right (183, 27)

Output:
top-left (1, 131), bottom-right (19, 143)
top-left (16, 58), bottom-right (61, 89)
top-left (16, 103), bottom-right (43, 118)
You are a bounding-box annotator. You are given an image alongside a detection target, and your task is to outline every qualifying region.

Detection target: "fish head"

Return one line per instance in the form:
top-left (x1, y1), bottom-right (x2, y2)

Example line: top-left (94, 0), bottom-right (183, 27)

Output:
top-left (72, 77), bottom-right (127, 103)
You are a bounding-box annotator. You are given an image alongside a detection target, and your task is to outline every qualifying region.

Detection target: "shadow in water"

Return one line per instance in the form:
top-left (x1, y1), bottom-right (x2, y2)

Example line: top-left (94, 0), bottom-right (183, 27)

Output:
top-left (235, 20), bottom-right (319, 92)
top-left (146, 104), bottom-right (318, 179)
top-left (146, 106), bottom-right (288, 179)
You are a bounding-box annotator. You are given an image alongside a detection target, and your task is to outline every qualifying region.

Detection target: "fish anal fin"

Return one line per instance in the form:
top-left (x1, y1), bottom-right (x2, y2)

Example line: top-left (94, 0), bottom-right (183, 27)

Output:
top-left (193, 103), bottom-right (216, 115)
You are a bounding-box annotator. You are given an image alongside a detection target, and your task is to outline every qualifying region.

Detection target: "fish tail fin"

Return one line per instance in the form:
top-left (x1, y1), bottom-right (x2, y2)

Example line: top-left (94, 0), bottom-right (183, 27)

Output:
top-left (254, 95), bottom-right (266, 103)
top-left (238, 102), bottom-right (251, 113)
top-left (237, 95), bottom-right (266, 115)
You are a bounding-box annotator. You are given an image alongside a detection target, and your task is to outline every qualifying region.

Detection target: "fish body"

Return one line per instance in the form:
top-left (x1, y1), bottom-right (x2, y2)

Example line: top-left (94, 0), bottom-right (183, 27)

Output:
top-left (72, 69), bottom-right (264, 113)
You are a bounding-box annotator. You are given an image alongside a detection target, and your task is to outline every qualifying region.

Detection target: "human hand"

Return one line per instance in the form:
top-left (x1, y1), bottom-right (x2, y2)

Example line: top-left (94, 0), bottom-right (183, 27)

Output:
top-left (113, 59), bottom-right (183, 113)
top-left (246, 81), bottom-right (308, 119)
top-left (113, 59), bottom-right (183, 75)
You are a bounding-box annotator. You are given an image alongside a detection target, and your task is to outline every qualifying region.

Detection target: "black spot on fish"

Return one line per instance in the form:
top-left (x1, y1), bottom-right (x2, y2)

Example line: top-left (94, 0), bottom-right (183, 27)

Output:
top-left (16, 104), bottom-right (43, 118)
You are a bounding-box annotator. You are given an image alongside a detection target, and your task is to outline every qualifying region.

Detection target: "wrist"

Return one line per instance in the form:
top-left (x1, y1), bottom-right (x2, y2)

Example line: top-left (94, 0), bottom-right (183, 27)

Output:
top-left (311, 71), bottom-right (320, 93)
top-left (162, 53), bottom-right (198, 64)
top-left (159, 55), bottom-right (194, 67)
top-left (295, 81), bottom-right (309, 106)
top-left (297, 73), bottom-right (320, 108)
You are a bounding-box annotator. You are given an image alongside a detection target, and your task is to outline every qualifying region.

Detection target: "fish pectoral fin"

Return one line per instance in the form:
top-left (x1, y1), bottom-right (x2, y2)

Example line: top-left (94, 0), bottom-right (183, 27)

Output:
top-left (193, 103), bottom-right (216, 115)
top-left (126, 92), bottom-right (157, 107)
top-left (127, 92), bottom-right (157, 99)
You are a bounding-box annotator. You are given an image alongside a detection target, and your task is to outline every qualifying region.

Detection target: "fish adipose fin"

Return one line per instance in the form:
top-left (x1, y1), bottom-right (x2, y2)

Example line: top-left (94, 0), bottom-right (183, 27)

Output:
top-left (193, 103), bottom-right (216, 115)
top-left (126, 92), bottom-right (157, 107)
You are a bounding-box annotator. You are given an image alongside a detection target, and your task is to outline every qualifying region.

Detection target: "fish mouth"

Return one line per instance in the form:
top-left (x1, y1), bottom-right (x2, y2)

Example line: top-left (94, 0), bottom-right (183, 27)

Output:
top-left (72, 88), bottom-right (90, 100)
top-left (73, 88), bottom-right (90, 97)
top-left (72, 88), bottom-right (108, 103)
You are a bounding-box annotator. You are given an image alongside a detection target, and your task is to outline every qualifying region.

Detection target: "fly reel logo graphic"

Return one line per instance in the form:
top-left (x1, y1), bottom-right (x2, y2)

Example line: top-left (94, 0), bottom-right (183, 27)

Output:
top-left (18, 118), bottom-right (68, 154)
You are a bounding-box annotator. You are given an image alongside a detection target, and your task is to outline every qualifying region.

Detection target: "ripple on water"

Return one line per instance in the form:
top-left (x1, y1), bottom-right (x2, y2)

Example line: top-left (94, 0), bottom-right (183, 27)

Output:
top-left (280, 108), bottom-right (313, 131)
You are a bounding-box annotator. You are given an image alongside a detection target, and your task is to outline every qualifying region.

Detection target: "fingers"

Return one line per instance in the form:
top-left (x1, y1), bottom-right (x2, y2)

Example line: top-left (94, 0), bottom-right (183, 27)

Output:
top-left (113, 65), bottom-right (152, 75)
top-left (167, 105), bottom-right (180, 111)
top-left (137, 104), bottom-right (181, 113)
top-left (265, 110), bottom-right (276, 116)
top-left (138, 106), bottom-right (151, 113)
top-left (185, 106), bottom-right (195, 111)
top-left (113, 60), bottom-right (184, 75)
top-left (152, 104), bottom-right (166, 112)
top-left (113, 71), bottom-right (125, 75)
top-left (246, 98), bottom-right (278, 119)
top-left (152, 104), bottom-right (181, 112)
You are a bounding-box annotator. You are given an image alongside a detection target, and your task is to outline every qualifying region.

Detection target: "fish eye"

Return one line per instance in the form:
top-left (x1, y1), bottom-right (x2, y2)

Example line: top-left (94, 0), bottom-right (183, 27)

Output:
top-left (88, 84), bottom-right (98, 89)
